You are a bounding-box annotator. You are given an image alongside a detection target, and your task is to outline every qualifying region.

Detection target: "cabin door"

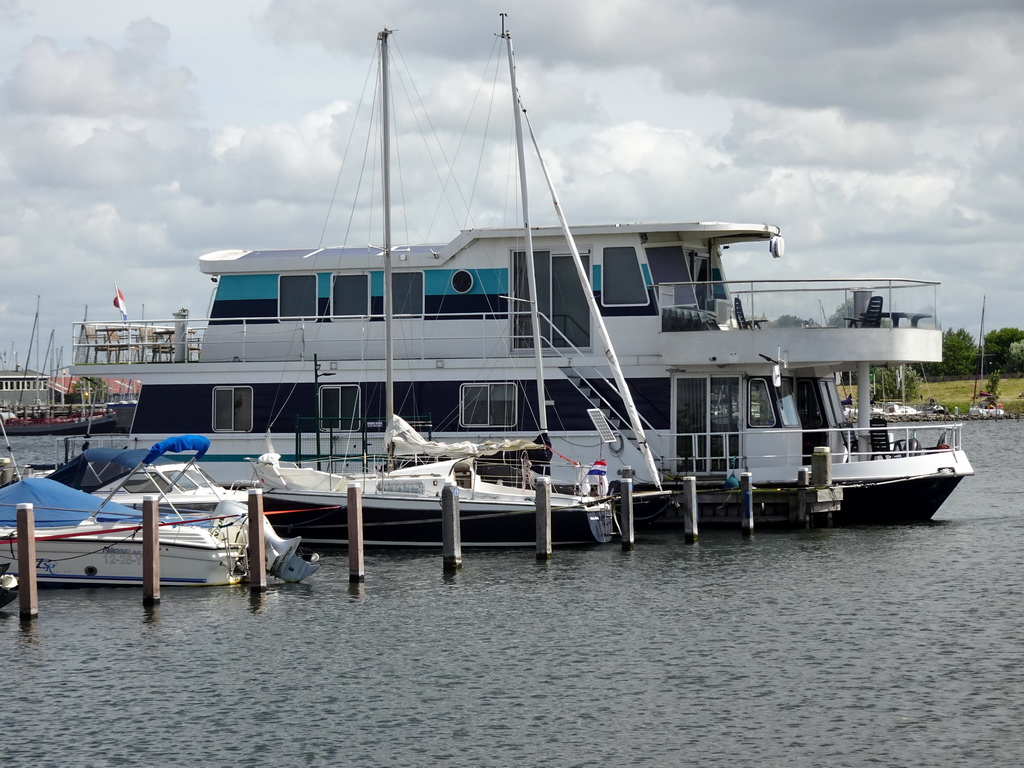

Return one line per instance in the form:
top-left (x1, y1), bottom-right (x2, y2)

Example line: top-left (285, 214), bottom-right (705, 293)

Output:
top-left (673, 375), bottom-right (740, 474)
top-left (512, 250), bottom-right (591, 349)
top-left (796, 379), bottom-right (829, 464)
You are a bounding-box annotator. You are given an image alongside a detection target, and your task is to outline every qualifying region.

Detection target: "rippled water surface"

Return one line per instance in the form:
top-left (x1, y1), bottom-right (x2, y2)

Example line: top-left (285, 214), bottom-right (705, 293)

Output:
top-left (5, 423), bottom-right (1024, 766)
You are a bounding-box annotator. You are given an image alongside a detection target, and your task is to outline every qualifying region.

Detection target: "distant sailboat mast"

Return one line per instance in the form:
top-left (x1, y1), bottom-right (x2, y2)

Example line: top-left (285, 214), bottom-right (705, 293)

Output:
top-left (973, 295), bottom-right (986, 402)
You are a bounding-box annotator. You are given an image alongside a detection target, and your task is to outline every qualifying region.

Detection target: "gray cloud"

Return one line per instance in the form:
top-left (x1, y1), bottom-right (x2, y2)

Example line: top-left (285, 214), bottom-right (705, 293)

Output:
top-left (0, 1), bottom-right (1022, 365)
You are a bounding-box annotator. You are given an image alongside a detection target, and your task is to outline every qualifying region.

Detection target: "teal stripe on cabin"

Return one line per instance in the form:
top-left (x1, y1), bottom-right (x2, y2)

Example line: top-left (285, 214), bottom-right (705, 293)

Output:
top-left (641, 263), bottom-right (652, 286)
top-left (368, 268), bottom-right (507, 297)
top-left (215, 274), bottom-right (278, 300)
top-left (424, 269), bottom-right (507, 295)
top-left (593, 264), bottom-right (602, 288)
top-left (218, 268), bottom-right (511, 300)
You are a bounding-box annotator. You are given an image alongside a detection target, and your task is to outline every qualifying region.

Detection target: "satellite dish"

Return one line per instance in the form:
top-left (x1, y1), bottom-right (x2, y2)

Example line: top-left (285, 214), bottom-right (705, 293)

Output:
top-left (770, 235), bottom-right (785, 259)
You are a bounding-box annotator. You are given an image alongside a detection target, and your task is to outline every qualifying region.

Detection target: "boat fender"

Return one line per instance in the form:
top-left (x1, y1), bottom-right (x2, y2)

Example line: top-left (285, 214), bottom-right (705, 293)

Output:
top-left (723, 472), bottom-right (740, 490)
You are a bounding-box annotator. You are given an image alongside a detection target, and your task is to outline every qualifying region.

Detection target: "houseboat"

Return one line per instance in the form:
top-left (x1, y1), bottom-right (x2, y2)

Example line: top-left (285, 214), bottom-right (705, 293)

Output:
top-left (68, 221), bottom-right (972, 524)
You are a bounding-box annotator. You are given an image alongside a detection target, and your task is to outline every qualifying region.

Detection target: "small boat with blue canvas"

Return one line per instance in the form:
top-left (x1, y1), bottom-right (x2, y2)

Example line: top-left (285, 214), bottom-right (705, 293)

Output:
top-left (0, 477), bottom-right (319, 587)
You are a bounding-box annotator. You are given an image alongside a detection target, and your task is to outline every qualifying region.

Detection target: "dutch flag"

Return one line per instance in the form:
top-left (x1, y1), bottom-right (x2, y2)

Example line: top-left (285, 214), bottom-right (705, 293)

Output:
top-left (584, 459), bottom-right (608, 496)
top-left (113, 284), bottom-right (127, 321)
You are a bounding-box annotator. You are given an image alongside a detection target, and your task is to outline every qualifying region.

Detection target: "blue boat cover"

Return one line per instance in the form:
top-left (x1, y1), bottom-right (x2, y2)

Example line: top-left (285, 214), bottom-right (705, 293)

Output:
top-left (0, 478), bottom-right (142, 528)
top-left (143, 435), bottom-right (211, 464)
top-left (47, 447), bottom-right (151, 492)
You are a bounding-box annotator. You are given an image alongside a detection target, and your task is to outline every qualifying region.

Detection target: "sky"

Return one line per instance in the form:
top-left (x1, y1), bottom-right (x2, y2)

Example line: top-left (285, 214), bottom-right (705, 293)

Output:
top-left (1, 0), bottom-right (1022, 372)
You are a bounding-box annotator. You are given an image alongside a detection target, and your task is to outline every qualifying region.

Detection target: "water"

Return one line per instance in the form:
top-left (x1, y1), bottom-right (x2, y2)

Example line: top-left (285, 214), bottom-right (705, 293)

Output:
top-left (5, 423), bottom-right (1023, 767)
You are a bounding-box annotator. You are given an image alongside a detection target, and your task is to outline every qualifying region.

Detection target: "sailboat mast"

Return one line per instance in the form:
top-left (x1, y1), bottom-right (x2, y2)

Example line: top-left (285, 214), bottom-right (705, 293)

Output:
top-left (974, 294), bottom-right (986, 401)
top-left (502, 20), bottom-right (548, 437)
top-left (520, 111), bottom-right (663, 489)
top-left (379, 29), bottom-right (395, 427)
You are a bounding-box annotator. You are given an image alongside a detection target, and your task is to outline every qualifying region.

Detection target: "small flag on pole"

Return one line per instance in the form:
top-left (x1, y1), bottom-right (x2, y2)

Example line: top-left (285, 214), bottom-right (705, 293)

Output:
top-left (113, 284), bottom-right (127, 321)
top-left (582, 459), bottom-right (609, 496)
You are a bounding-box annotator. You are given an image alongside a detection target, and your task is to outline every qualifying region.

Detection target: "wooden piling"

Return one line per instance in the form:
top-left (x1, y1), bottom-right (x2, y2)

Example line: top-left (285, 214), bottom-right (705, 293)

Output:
top-left (441, 481), bottom-right (462, 573)
top-left (740, 472), bottom-right (754, 536)
top-left (682, 476), bottom-right (698, 543)
top-left (247, 488), bottom-right (267, 592)
top-left (142, 495), bottom-right (160, 605)
top-left (619, 466), bottom-right (635, 551)
top-left (347, 482), bottom-right (365, 582)
top-left (16, 503), bottom-right (38, 620)
top-left (795, 468), bottom-right (811, 527)
top-left (811, 447), bottom-right (832, 486)
top-left (535, 476), bottom-right (552, 560)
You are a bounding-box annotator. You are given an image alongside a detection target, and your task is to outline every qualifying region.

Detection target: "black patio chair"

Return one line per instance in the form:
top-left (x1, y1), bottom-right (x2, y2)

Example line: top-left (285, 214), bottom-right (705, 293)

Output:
top-left (848, 295), bottom-right (884, 328)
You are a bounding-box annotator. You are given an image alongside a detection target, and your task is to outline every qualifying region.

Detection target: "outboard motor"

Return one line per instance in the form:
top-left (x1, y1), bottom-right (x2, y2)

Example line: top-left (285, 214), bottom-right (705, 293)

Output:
top-left (0, 563), bottom-right (17, 609)
top-left (263, 518), bottom-right (321, 583)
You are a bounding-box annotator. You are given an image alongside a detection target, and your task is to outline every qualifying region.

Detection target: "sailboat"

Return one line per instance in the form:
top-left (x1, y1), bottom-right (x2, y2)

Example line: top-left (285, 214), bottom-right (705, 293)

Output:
top-left (251, 27), bottom-right (619, 546)
top-left (968, 295), bottom-right (1003, 416)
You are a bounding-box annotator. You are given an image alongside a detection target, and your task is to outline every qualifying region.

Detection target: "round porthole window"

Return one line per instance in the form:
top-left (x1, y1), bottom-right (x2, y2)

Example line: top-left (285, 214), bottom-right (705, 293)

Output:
top-left (451, 270), bottom-right (473, 294)
top-left (85, 566), bottom-right (98, 576)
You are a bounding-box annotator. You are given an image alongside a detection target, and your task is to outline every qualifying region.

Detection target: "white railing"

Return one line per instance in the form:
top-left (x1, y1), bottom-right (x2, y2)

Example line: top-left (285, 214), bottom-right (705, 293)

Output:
top-left (658, 278), bottom-right (940, 331)
top-left (657, 421), bottom-right (962, 476)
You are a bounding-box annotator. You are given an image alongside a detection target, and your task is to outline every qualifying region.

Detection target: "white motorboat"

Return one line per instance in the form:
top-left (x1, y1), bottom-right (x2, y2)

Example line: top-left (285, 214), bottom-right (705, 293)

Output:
top-left (0, 477), bottom-right (319, 587)
top-left (47, 434), bottom-right (250, 513)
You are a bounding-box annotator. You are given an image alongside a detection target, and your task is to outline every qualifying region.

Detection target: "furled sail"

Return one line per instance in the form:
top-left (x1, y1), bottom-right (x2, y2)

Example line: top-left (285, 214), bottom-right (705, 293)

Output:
top-left (385, 416), bottom-right (544, 458)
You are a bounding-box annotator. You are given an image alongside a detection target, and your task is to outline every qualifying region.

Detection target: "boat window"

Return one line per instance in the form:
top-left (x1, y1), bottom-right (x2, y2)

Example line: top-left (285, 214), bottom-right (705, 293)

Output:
top-left (332, 274), bottom-right (369, 317)
top-left (451, 270), bottom-right (474, 294)
top-left (461, 383), bottom-right (516, 427)
top-left (166, 469), bottom-right (202, 492)
top-left (601, 247), bottom-right (649, 306)
top-left (646, 245), bottom-right (697, 307)
top-left (748, 379), bottom-right (776, 427)
top-left (213, 386), bottom-right (253, 432)
top-left (710, 376), bottom-right (740, 471)
top-left (511, 250), bottom-right (591, 348)
top-left (122, 474), bottom-right (165, 493)
top-left (820, 379), bottom-right (847, 426)
top-left (777, 378), bottom-right (801, 427)
top-left (392, 272), bottom-right (423, 316)
top-left (279, 275), bottom-right (317, 319)
top-left (319, 384), bottom-right (361, 431)
top-left (796, 380), bottom-right (824, 427)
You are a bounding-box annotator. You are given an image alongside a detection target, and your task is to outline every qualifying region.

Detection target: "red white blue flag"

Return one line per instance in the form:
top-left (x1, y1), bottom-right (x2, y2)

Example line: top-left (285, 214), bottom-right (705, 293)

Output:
top-left (113, 284), bottom-right (127, 321)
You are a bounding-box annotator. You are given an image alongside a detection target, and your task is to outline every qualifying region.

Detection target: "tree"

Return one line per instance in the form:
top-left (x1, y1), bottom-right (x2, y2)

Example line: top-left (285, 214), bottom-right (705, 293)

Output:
top-left (1006, 340), bottom-right (1024, 376)
top-left (826, 299), bottom-right (853, 328)
top-left (982, 327), bottom-right (1024, 374)
top-left (773, 314), bottom-right (813, 328)
top-left (873, 365), bottom-right (921, 402)
top-left (939, 328), bottom-right (978, 377)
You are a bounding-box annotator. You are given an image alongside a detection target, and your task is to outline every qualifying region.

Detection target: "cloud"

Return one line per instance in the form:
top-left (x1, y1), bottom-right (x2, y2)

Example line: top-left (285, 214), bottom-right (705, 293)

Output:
top-left (0, 0), bottom-right (1023, 364)
top-left (4, 18), bottom-right (195, 118)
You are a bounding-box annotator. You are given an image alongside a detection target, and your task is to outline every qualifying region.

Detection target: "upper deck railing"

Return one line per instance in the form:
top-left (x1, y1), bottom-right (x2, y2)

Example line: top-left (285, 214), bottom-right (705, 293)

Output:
top-left (72, 278), bottom-right (942, 365)
top-left (659, 278), bottom-right (940, 331)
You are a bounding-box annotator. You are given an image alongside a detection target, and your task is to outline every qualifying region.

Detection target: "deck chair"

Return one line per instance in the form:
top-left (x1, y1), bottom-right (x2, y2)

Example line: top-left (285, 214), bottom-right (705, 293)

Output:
top-left (848, 295), bottom-right (884, 328)
top-left (868, 417), bottom-right (891, 459)
top-left (734, 297), bottom-right (763, 329)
